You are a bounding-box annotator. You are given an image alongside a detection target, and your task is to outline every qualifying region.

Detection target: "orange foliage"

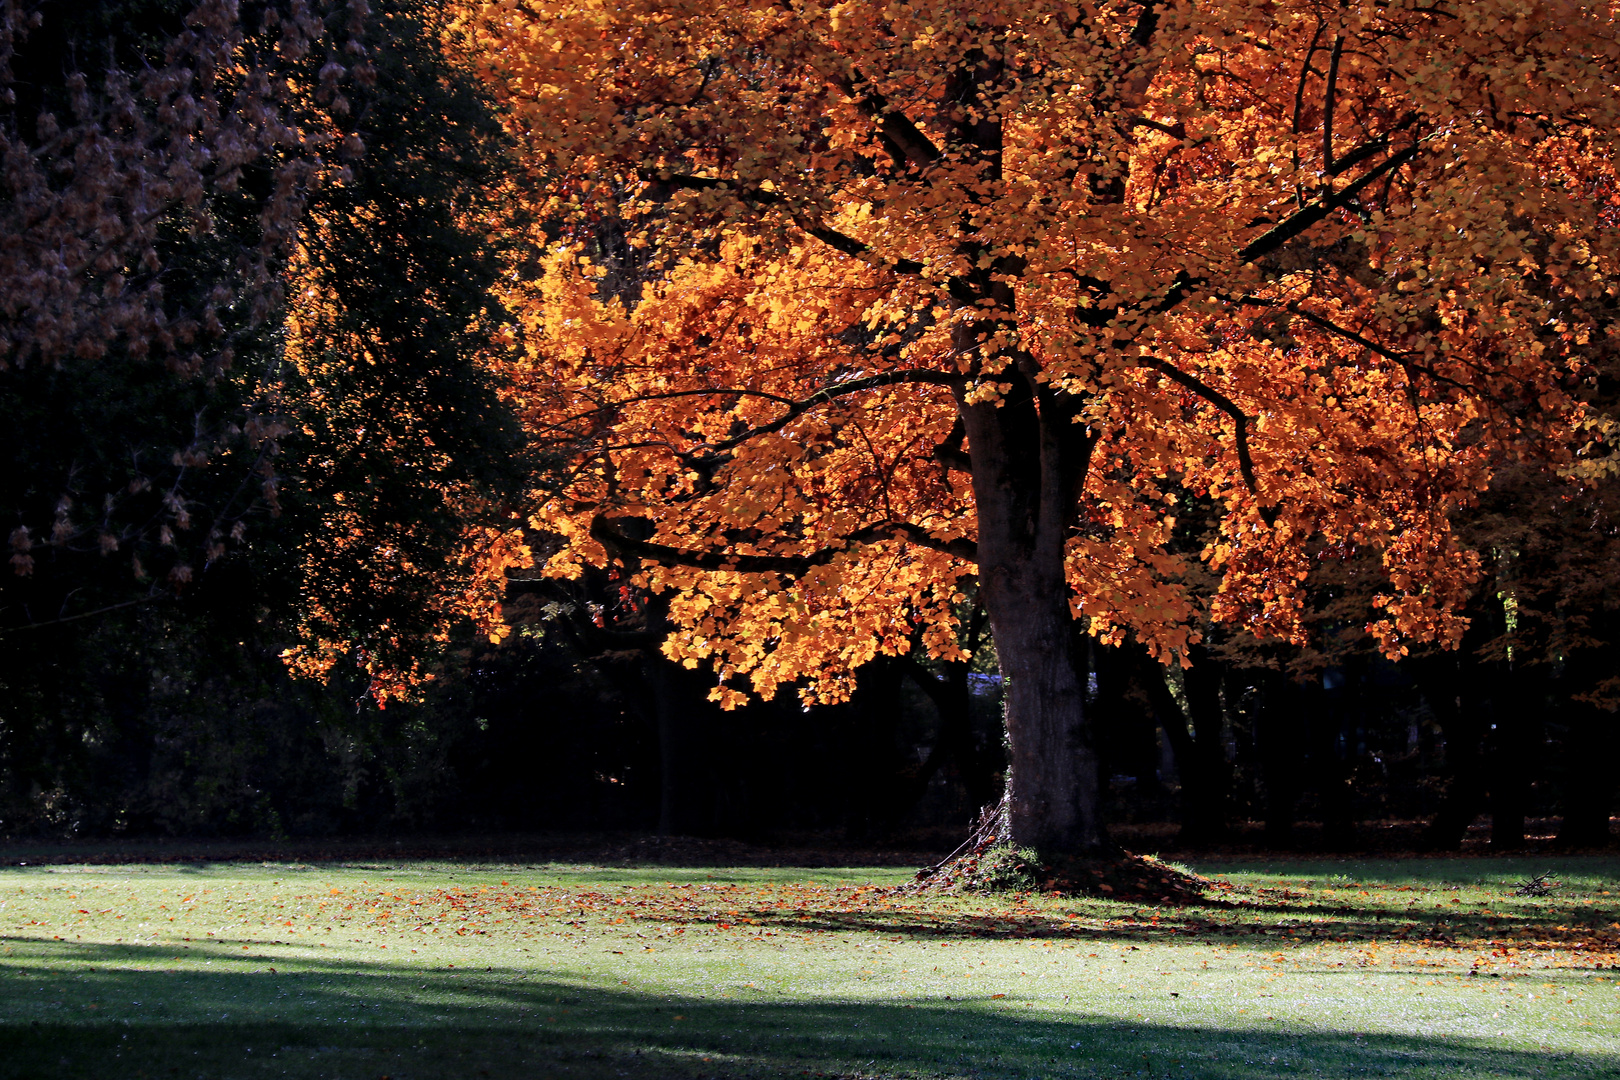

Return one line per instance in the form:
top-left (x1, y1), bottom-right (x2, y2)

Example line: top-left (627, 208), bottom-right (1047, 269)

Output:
top-left (460, 0), bottom-right (1619, 707)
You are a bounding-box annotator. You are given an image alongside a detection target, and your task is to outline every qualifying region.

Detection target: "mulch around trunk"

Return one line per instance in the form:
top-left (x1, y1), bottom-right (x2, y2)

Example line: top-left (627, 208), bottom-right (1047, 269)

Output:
top-left (898, 802), bottom-right (1214, 903)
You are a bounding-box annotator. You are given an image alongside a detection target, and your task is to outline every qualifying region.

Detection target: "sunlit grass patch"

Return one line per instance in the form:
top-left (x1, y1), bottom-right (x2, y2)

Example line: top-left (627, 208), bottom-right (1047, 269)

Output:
top-left (0, 856), bottom-right (1617, 1078)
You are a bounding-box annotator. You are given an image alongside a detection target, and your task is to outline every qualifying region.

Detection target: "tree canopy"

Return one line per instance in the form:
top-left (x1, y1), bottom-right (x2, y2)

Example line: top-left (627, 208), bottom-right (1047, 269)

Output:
top-left (461, 0), bottom-right (1620, 851)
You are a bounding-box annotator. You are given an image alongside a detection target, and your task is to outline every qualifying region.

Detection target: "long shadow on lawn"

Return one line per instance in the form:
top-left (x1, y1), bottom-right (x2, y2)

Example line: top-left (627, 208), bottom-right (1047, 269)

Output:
top-left (719, 899), bottom-right (1619, 959)
top-left (1, 939), bottom-right (1615, 1080)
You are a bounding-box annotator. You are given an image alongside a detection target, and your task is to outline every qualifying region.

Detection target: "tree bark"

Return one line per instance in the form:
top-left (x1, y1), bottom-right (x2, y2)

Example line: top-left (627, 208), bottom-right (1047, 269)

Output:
top-left (1180, 645), bottom-right (1233, 844)
top-left (1557, 699), bottom-right (1617, 847)
top-left (842, 656), bottom-right (910, 840)
top-left (1486, 665), bottom-right (1533, 850)
top-left (651, 656), bottom-right (686, 837)
top-left (958, 372), bottom-right (1106, 855)
top-left (1311, 674), bottom-right (1356, 851)
top-left (1129, 641), bottom-right (1230, 846)
top-left (986, 570), bottom-right (1102, 852)
top-left (1089, 636), bottom-right (1167, 798)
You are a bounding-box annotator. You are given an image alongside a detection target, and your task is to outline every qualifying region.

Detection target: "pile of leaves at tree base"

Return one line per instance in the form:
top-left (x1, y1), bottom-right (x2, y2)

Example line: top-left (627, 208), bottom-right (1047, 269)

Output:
top-left (907, 842), bottom-right (1213, 905)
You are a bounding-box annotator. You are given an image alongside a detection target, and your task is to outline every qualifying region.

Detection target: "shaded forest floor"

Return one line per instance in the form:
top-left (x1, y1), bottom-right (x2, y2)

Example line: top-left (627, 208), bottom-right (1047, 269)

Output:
top-left (0, 815), bottom-right (1613, 870)
top-left (1, 856), bottom-right (1618, 1079)
top-left (0, 832), bottom-right (952, 870)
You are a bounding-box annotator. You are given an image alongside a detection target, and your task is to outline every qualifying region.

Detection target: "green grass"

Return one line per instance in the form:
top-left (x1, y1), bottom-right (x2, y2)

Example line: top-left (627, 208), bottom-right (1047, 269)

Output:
top-left (1, 856), bottom-right (1617, 1078)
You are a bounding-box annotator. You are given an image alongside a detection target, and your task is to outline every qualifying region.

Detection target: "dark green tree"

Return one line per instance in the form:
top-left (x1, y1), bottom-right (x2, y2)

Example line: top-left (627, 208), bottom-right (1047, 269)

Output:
top-left (0, 0), bottom-right (532, 834)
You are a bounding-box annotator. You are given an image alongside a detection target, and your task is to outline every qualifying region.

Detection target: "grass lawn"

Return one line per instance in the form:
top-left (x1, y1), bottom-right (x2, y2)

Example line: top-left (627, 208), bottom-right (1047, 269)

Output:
top-left (1, 855), bottom-right (1617, 1079)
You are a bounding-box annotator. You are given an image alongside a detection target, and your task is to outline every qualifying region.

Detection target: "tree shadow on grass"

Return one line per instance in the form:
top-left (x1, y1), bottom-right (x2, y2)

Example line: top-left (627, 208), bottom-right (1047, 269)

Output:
top-left (1188, 857), bottom-right (1620, 888)
top-left (0, 939), bottom-right (1615, 1080)
top-left (691, 897), bottom-right (1617, 959)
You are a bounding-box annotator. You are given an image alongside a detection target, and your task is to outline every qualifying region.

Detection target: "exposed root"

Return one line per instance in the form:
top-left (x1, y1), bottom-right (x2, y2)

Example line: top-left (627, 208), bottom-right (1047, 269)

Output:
top-left (900, 800), bottom-right (1213, 905)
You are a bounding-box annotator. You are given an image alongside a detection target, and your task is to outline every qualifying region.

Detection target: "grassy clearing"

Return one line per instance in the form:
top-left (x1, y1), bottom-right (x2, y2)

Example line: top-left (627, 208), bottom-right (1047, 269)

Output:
top-left (0, 856), bottom-right (1617, 1079)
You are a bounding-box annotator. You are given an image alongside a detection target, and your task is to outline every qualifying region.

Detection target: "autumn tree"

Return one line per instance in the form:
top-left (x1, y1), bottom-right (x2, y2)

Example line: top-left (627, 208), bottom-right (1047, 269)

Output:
top-left (466, 0), bottom-right (1620, 856)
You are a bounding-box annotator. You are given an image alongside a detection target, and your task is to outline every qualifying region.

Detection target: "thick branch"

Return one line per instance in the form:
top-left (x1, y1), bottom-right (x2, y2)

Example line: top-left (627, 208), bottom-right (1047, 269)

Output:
top-left (934, 416), bottom-right (973, 474)
top-left (1128, 115), bottom-right (1186, 140)
top-left (701, 370), bottom-right (962, 456)
top-left (899, 653), bottom-right (964, 716)
top-left (1116, 0), bottom-right (1167, 109)
top-left (1238, 143), bottom-right (1419, 263)
top-left (882, 521), bottom-right (978, 562)
top-left (1322, 33), bottom-right (1343, 171)
top-left (1062, 419), bottom-right (1101, 532)
top-left (1330, 114), bottom-right (1417, 176)
top-left (1292, 22), bottom-right (1328, 135)
top-left (656, 174), bottom-right (923, 272)
top-left (1130, 0), bottom-right (1160, 47)
top-left (1326, 135), bottom-right (1389, 177)
top-left (606, 387), bottom-right (797, 410)
top-left (581, 373), bottom-right (964, 492)
top-left (827, 72), bottom-right (943, 172)
top-left (1139, 357), bottom-right (1261, 499)
top-left (591, 516), bottom-right (976, 573)
top-left (1073, 143), bottom-right (1419, 334)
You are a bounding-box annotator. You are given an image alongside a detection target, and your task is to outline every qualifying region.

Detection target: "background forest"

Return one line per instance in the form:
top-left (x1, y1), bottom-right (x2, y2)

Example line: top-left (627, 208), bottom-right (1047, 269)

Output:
top-left (1, 0), bottom-right (1616, 853)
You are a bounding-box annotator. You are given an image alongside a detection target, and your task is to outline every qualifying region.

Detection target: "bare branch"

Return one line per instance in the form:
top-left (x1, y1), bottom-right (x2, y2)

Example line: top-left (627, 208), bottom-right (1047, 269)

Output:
top-left (1284, 304), bottom-right (1480, 397)
top-left (0, 597), bottom-right (155, 636)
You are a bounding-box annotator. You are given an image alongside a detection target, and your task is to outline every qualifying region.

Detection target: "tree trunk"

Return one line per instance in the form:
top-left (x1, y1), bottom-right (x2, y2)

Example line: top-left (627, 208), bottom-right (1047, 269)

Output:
top-left (843, 657), bottom-right (909, 840)
top-left (1090, 636), bottom-right (1167, 800)
top-left (1131, 641), bottom-right (1229, 846)
top-left (958, 372), bottom-right (1105, 855)
top-left (1557, 700), bottom-right (1616, 847)
top-left (1311, 674), bottom-right (1356, 851)
top-left (1556, 646), bottom-right (1617, 847)
top-left (902, 654), bottom-right (998, 812)
top-left (941, 41), bottom-right (1110, 856)
top-left (1486, 666), bottom-right (1532, 851)
top-left (636, 592), bottom-right (692, 838)
top-left (1420, 654), bottom-right (1486, 850)
top-left (1258, 671), bottom-right (1303, 848)
top-left (1180, 644), bottom-right (1233, 844)
top-left (987, 570), bottom-right (1102, 852)
top-left (651, 656), bottom-right (684, 837)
